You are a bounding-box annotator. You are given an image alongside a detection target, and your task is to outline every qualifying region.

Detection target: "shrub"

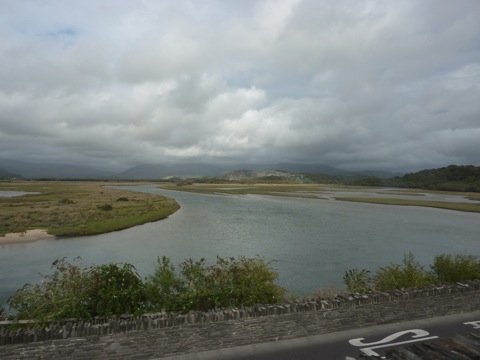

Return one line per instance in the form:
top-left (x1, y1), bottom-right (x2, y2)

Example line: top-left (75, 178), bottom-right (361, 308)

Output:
top-left (58, 198), bottom-right (75, 205)
top-left (144, 256), bottom-right (186, 312)
top-left (84, 263), bottom-right (146, 317)
top-left (178, 256), bottom-right (286, 311)
top-left (98, 204), bottom-right (113, 211)
top-left (9, 256), bottom-right (285, 320)
top-left (116, 197), bottom-right (129, 202)
top-left (431, 254), bottom-right (480, 283)
top-left (8, 258), bottom-right (90, 320)
top-left (373, 253), bottom-right (435, 291)
top-left (8, 258), bottom-right (146, 321)
top-left (343, 269), bottom-right (372, 294)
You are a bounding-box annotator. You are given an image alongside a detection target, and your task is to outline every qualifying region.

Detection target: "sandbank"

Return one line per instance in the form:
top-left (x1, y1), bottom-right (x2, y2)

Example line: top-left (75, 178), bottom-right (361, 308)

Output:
top-left (0, 229), bottom-right (55, 245)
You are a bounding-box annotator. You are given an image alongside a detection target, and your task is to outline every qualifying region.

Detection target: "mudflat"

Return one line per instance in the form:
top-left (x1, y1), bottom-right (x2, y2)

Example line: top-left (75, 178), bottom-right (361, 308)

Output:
top-left (0, 229), bottom-right (55, 245)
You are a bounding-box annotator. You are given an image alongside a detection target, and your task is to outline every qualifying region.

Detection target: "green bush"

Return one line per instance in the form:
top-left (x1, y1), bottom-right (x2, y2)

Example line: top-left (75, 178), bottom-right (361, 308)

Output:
top-left (144, 256), bottom-right (186, 312)
top-left (343, 269), bottom-right (372, 294)
top-left (145, 256), bottom-right (286, 312)
top-left (373, 253), bottom-right (435, 291)
top-left (58, 198), bottom-right (75, 205)
top-left (8, 258), bottom-right (90, 320)
top-left (9, 256), bottom-right (285, 320)
top-left (8, 258), bottom-right (146, 321)
top-left (98, 204), bottom-right (113, 211)
top-left (431, 254), bottom-right (480, 283)
top-left (83, 263), bottom-right (146, 317)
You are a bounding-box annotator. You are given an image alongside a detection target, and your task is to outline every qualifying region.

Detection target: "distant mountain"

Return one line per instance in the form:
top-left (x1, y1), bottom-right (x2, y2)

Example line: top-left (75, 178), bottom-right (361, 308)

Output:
top-left (354, 170), bottom-right (403, 179)
top-left (222, 169), bottom-right (301, 181)
top-left (99, 162), bottom-right (402, 180)
top-left (274, 162), bottom-right (350, 175)
top-left (117, 162), bottom-right (354, 179)
top-left (116, 163), bottom-right (226, 180)
top-left (0, 167), bottom-right (22, 179)
top-left (0, 159), bottom-right (404, 181)
top-left (0, 159), bottom-right (115, 179)
top-left (230, 162), bottom-right (350, 176)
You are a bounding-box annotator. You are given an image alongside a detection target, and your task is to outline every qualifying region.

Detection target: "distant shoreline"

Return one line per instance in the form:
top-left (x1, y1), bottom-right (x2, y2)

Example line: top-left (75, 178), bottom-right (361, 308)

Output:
top-left (0, 229), bottom-right (55, 245)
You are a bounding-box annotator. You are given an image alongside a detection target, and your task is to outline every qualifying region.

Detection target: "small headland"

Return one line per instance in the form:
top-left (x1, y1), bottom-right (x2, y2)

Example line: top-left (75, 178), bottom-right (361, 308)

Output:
top-left (0, 180), bottom-right (180, 240)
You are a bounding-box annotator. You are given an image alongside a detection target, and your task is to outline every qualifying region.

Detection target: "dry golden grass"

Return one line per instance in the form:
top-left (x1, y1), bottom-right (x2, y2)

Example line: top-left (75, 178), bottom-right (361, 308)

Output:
top-left (0, 181), bottom-right (179, 237)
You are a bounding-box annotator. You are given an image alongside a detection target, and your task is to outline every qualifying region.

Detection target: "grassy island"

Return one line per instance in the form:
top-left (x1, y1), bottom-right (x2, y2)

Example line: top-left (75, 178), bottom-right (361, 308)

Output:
top-left (334, 196), bottom-right (480, 213)
top-left (0, 181), bottom-right (179, 237)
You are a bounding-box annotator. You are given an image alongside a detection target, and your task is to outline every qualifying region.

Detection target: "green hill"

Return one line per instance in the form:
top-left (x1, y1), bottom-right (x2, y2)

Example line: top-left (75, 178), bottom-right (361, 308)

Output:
top-left (387, 165), bottom-right (480, 192)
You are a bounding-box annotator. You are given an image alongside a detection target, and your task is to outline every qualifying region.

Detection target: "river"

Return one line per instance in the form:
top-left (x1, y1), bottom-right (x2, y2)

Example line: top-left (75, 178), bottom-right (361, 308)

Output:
top-left (1, 185), bottom-right (479, 307)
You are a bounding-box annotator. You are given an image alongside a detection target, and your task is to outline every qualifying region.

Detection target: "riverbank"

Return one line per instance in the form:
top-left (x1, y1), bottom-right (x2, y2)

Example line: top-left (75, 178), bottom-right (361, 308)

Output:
top-left (162, 183), bottom-right (480, 213)
top-left (0, 181), bottom-right (180, 238)
top-left (0, 229), bottom-right (54, 245)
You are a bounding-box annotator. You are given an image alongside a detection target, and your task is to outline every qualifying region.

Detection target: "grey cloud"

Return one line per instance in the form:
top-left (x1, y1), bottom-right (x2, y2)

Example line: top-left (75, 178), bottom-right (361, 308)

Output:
top-left (0, 0), bottom-right (479, 173)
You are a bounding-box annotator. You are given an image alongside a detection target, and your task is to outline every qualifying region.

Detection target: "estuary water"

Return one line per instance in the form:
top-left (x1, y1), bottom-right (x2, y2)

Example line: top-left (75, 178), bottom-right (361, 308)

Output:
top-left (1, 185), bottom-right (479, 306)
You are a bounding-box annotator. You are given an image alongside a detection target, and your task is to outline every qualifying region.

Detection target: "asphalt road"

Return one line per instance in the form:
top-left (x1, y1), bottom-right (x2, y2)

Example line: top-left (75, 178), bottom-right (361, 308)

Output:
top-left (161, 310), bottom-right (480, 360)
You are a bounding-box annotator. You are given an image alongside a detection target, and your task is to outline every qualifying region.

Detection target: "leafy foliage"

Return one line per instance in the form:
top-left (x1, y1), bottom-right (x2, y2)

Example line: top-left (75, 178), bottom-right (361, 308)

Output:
top-left (344, 252), bottom-right (480, 293)
top-left (343, 269), bottom-right (372, 293)
top-left (145, 256), bottom-right (286, 312)
top-left (83, 263), bottom-right (146, 317)
top-left (373, 253), bottom-right (434, 291)
top-left (431, 254), bottom-right (480, 283)
top-left (144, 256), bottom-right (186, 312)
top-left (8, 258), bottom-right (146, 321)
top-left (9, 256), bottom-right (285, 320)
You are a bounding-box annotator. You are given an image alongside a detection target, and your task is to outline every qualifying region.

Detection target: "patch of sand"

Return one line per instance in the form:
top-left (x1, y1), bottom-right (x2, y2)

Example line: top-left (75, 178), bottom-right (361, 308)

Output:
top-left (0, 229), bottom-right (55, 245)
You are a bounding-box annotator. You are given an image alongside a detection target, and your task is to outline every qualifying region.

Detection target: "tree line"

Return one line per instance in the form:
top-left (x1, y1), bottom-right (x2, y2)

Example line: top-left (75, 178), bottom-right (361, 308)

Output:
top-left (384, 165), bottom-right (480, 192)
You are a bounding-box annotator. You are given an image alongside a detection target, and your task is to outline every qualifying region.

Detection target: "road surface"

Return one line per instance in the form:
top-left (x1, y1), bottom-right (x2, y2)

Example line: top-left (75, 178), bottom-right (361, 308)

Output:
top-left (160, 310), bottom-right (480, 359)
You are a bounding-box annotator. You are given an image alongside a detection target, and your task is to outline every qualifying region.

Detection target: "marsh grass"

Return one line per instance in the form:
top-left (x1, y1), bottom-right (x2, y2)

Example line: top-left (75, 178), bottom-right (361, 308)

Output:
top-left (162, 183), bottom-right (480, 213)
top-left (0, 181), bottom-right (179, 237)
top-left (161, 183), bottom-right (329, 198)
top-left (334, 197), bottom-right (480, 213)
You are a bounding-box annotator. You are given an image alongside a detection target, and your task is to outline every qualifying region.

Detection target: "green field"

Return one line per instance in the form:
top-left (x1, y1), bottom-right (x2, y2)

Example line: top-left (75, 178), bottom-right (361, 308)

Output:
top-left (0, 181), bottom-right (180, 237)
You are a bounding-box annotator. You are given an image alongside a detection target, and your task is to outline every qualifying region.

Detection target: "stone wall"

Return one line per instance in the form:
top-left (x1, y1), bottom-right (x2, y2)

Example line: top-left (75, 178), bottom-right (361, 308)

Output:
top-left (1, 280), bottom-right (479, 349)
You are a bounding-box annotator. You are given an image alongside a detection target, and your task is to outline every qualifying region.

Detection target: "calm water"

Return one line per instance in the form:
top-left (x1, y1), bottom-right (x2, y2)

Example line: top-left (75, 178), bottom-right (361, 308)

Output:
top-left (1, 185), bottom-right (479, 306)
top-left (0, 191), bottom-right (39, 197)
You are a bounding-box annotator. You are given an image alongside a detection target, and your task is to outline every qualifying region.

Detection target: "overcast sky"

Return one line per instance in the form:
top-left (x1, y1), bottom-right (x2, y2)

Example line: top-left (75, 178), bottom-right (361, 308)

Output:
top-left (1, 0), bottom-right (479, 172)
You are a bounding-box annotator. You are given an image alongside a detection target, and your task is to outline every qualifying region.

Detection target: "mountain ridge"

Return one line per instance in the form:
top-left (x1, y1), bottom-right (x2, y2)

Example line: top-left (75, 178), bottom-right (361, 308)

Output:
top-left (0, 159), bottom-right (402, 180)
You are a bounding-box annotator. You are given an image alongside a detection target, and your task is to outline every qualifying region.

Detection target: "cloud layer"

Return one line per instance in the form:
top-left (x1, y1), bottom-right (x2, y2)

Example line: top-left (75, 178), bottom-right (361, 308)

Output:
top-left (1, 0), bottom-right (479, 172)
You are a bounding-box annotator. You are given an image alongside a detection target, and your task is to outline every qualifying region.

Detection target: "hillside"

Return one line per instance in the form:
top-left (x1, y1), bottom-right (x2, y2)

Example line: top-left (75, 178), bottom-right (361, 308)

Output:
top-left (386, 165), bottom-right (480, 192)
top-left (222, 169), bottom-right (302, 182)
top-left (0, 168), bottom-right (21, 179)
